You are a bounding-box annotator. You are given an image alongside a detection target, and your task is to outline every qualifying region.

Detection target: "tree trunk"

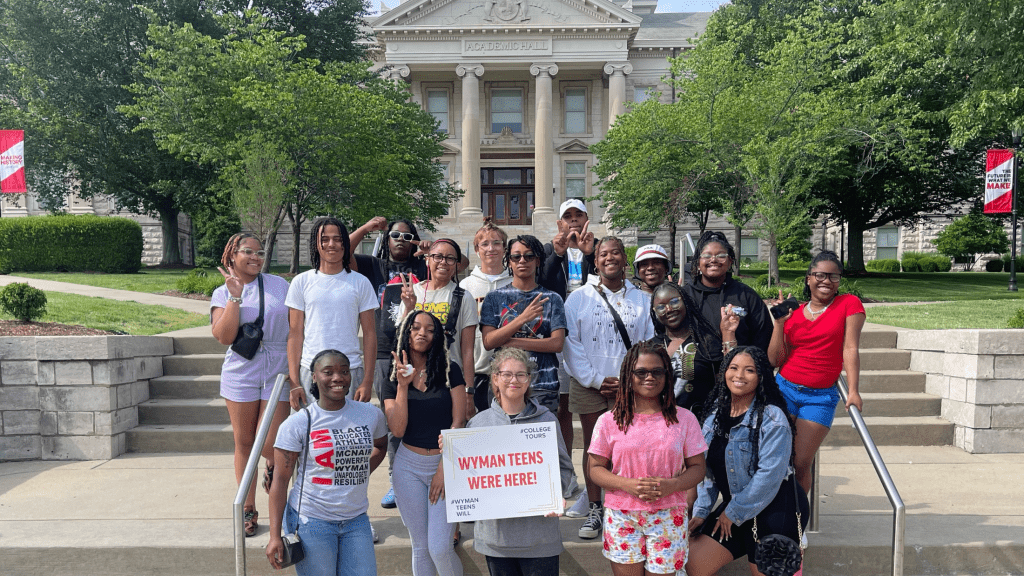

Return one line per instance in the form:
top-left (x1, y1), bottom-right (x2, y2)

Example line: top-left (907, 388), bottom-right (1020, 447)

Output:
top-left (846, 221), bottom-right (866, 272)
top-left (287, 205), bottom-right (303, 274)
top-left (263, 228), bottom-right (278, 273)
top-left (734, 223), bottom-right (742, 275)
top-left (668, 223), bottom-right (678, 277)
top-left (157, 206), bottom-right (182, 266)
top-left (768, 238), bottom-right (779, 286)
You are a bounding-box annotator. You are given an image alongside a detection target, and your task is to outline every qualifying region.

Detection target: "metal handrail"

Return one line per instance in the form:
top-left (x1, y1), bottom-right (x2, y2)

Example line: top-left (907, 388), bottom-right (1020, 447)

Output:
top-left (234, 373), bottom-right (288, 576)
top-left (833, 374), bottom-right (906, 576)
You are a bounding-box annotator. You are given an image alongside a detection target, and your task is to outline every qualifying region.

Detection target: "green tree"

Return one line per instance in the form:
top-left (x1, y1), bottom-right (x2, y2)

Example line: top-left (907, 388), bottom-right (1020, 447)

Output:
top-left (932, 207), bottom-right (1010, 270)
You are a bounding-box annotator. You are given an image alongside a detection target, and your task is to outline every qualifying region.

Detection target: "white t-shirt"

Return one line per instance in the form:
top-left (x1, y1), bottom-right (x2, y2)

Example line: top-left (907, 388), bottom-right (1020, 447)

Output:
top-left (275, 401), bottom-right (388, 522)
top-left (285, 269), bottom-right (378, 371)
top-left (399, 281), bottom-right (479, 372)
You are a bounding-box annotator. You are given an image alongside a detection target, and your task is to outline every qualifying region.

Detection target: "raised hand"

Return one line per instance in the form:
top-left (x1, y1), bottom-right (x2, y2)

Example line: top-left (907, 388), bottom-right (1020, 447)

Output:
top-left (518, 294), bottom-right (548, 327)
top-left (217, 266), bottom-right (244, 299)
top-left (552, 220), bottom-right (569, 257)
top-left (366, 216), bottom-right (388, 232)
top-left (720, 305), bottom-right (740, 337)
top-left (399, 273), bottom-right (417, 312)
top-left (578, 221), bottom-right (595, 255)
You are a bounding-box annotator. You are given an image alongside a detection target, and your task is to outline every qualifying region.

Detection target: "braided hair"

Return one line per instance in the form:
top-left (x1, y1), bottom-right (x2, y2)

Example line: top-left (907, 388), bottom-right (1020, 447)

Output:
top-left (382, 218), bottom-right (424, 266)
top-left (703, 346), bottom-right (794, 476)
top-left (689, 231), bottom-right (736, 281)
top-left (612, 341), bottom-right (678, 433)
top-left (649, 282), bottom-right (722, 362)
top-left (803, 249), bottom-right (844, 299)
top-left (309, 217), bottom-right (351, 273)
top-left (390, 310), bottom-right (452, 389)
top-left (503, 234), bottom-right (546, 278)
top-left (307, 349), bottom-right (349, 400)
top-left (220, 233), bottom-right (259, 270)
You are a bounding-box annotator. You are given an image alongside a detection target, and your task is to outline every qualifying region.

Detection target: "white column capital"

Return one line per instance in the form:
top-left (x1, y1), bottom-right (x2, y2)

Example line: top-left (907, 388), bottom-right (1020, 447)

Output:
top-left (383, 64), bottom-right (410, 81)
top-left (603, 61), bottom-right (633, 77)
top-left (456, 63), bottom-right (485, 78)
top-left (529, 63), bottom-right (559, 78)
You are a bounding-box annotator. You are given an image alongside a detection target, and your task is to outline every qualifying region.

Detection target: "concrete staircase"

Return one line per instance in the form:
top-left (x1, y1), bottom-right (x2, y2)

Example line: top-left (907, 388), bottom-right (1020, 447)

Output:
top-left (126, 335), bottom-right (233, 453)
top-left (825, 327), bottom-right (954, 447)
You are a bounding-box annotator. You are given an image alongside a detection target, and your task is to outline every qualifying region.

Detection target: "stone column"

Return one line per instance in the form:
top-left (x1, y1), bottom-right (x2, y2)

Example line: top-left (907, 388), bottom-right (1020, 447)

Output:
top-left (456, 63), bottom-right (485, 218)
top-left (385, 64), bottom-right (410, 82)
top-left (604, 62), bottom-right (633, 131)
top-left (530, 63), bottom-right (558, 220)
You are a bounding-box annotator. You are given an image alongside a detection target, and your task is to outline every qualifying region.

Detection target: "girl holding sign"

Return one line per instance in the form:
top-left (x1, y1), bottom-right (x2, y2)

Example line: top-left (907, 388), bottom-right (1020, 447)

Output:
top-left (383, 310), bottom-right (467, 576)
top-left (465, 347), bottom-right (574, 576)
top-left (588, 341), bottom-right (708, 575)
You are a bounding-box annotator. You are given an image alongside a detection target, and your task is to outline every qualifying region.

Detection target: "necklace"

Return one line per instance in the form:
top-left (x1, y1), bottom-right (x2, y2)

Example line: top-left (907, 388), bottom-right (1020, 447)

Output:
top-left (807, 295), bottom-right (836, 317)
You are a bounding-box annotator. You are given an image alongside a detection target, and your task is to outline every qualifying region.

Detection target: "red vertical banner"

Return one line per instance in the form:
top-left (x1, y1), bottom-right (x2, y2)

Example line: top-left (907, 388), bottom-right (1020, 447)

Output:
top-left (1, 130), bottom-right (27, 194)
top-left (984, 148), bottom-right (1015, 214)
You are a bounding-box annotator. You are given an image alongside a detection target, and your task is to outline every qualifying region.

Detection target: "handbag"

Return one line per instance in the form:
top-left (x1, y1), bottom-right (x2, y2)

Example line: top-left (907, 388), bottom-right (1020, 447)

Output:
top-left (593, 284), bottom-right (633, 350)
top-left (230, 274), bottom-right (264, 360)
top-left (278, 407), bottom-right (312, 568)
top-left (752, 474), bottom-right (805, 576)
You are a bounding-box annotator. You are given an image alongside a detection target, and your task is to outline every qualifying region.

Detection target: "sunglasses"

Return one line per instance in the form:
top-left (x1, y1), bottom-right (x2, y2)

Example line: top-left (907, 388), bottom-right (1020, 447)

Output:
top-left (632, 368), bottom-right (668, 379)
top-left (509, 253), bottom-right (537, 263)
top-left (389, 231), bottom-right (415, 242)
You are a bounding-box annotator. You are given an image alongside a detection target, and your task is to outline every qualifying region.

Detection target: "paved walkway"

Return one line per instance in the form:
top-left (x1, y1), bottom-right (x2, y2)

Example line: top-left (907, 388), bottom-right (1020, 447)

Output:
top-left (0, 274), bottom-right (211, 315)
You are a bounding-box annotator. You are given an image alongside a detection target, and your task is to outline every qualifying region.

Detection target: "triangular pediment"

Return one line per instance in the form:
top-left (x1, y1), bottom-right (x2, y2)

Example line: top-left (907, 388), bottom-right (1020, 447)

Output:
top-left (373, 0), bottom-right (642, 29)
top-left (555, 139), bottom-right (590, 153)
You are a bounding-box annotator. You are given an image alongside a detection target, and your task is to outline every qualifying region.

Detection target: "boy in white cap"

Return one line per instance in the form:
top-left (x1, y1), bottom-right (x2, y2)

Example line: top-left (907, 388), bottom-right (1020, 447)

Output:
top-left (540, 199), bottom-right (597, 301)
top-left (630, 243), bottom-right (671, 294)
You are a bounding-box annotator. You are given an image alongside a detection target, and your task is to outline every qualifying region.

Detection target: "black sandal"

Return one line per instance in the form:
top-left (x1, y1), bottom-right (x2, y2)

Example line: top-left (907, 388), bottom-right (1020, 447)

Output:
top-left (263, 464), bottom-right (274, 494)
top-left (244, 507), bottom-right (258, 537)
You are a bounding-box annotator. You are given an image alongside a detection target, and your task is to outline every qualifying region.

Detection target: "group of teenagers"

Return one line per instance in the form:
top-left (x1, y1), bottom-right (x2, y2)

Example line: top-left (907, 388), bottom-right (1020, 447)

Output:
top-left (209, 198), bottom-right (866, 576)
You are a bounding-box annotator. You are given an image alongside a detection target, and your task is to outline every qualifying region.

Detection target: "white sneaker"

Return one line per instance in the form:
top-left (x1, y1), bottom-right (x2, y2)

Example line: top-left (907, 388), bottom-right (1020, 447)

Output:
top-left (371, 523), bottom-right (379, 544)
top-left (578, 502), bottom-right (603, 539)
top-left (565, 487), bottom-right (590, 518)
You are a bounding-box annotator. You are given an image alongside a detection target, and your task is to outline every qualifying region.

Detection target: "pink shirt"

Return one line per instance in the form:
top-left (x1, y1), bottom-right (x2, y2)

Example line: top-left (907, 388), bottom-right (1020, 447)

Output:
top-left (588, 407), bottom-right (708, 512)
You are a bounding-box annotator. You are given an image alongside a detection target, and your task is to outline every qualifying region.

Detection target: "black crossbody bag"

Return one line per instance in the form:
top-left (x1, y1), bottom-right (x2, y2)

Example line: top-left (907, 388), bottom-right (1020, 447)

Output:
top-left (230, 274), bottom-right (264, 360)
top-left (279, 407), bottom-right (312, 568)
top-left (593, 284), bottom-right (633, 350)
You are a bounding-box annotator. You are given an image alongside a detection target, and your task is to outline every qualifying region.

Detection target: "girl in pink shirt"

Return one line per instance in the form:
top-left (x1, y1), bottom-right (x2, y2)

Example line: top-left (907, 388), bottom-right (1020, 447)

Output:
top-left (589, 341), bottom-right (708, 575)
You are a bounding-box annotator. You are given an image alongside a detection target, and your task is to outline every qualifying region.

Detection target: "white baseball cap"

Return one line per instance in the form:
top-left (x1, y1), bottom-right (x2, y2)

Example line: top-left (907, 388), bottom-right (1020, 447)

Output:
top-left (558, 199), bottom-right (588, 218)
top-left (634, 244), bottom-right (669, 266)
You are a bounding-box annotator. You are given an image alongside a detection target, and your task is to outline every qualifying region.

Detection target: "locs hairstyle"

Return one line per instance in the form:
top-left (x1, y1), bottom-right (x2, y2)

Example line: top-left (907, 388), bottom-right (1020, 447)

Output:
top-left (802, 249), bottom-right (844, 299)
top-left (307, 349), bottom-right (349, 400)
top-left (703, 346), bottom-right (794, 476)
top-left (390, 310), bottom-right (452, 389)
top-left (689, 231), bottom-right (737, 280)
top-left (503, 234), bottom-right (546, 277)
top-left (220, 233), bottom-right (259, 270)
top-left (612, 341), bottom-right (678, 433)
top-left (382, 218), bottom-right (424, 264)
top-left (309, 217), bottom-right (352, 273)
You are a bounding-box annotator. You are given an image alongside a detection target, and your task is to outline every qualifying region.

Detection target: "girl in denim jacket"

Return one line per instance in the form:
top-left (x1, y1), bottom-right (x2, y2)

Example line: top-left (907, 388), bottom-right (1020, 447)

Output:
top-left (686, 347), bottom-right (809, 576)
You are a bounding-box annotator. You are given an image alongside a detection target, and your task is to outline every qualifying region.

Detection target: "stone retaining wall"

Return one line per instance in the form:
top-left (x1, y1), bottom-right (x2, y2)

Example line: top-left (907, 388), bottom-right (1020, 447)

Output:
top-left (0, 336), bottom-right (172, 461)
top-left (899, 329), bottom-right (1024, 453)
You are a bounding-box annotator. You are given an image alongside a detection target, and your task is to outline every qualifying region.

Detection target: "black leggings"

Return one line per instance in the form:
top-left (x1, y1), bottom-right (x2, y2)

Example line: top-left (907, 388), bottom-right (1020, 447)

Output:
top-left (699, 475), bottom-right (809, 563)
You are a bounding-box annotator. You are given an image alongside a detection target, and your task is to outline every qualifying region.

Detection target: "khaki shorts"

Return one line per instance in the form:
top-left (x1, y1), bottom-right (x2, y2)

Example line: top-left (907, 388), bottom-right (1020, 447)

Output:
top-left (568, 377), bottom-right (615, 415)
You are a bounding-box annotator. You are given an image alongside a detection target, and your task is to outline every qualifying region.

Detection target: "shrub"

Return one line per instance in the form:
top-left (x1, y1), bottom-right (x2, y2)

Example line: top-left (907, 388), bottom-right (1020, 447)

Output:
top-left (933, 209), bottom-right (1009, 269)
top-left (901, 251), bottom-right (931, 272)
top-left (839, 279), bottom-right (864, 299)
top-left (919, 258), bottom-right (939, 272)
top-left (754, 274), bottom-right (771, 288)
top-left (1008, 308), bottom-right (1024, 329)
top-left (0, 283), bottom-right (47, 322)
top-left (175, 269), bottom-right (225, 297)
top-left (929, 256), bottom-right (952, 272)
top-left (624, 245), bottom-right (639, 267)
top-left (1001, 253), bottom-right (1024, 273)
top-left (985, 259), bottom-right (1004, 272)
top-left (0, 215), bottom-right (142, 273)
top-left (866, 259), bottom-right (900, 272)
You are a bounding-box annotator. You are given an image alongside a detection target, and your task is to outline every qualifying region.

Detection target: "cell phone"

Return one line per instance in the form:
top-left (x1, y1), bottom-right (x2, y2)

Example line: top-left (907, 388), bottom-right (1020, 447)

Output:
top-left (770, 297), bottom-right (801, 319)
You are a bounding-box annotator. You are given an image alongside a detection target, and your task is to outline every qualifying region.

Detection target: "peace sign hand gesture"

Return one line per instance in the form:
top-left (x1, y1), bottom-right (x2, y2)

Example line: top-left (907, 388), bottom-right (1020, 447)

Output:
top-left (518, 294), bottom-right (548, 328)
top-left (399, 273), bottom-right (417, 313)
top-left (217, 266), bottom-right (244, 299)
top-left (578, 221), bottom-right (595, 256)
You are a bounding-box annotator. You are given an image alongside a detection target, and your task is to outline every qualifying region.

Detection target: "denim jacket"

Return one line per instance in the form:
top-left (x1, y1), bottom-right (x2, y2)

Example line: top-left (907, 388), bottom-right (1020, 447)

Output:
top-left (692, 401), bottom-right (793, 525)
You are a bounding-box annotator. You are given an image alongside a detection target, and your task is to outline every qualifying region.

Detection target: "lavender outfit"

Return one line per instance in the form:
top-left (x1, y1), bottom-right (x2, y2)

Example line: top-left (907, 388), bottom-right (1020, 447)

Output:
top-left (211, 273), bottom-right (291, 403)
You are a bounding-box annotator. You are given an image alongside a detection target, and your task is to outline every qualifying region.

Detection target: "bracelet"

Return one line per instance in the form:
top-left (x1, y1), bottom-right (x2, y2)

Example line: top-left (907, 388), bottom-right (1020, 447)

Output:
top-left (227, 296), bottom-right (243, 304)
top-left (722, 340), bottom-right (738, 353)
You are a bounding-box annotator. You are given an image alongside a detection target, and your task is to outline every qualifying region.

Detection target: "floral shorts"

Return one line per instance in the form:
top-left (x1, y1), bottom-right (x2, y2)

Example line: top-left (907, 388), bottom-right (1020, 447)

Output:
top-left (602, 505), bottom-right (689, 574)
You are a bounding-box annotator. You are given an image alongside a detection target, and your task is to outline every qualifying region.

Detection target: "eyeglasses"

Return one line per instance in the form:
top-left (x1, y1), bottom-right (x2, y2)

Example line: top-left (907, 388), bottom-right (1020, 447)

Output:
top-left (509, 253), bottom-right (537, 263)
top-left (699, 253), bottom-right (730, 262)
top-left (478, 240), bottom-right (504, 249)
top-left (632, 368), bottom-right (668, 379)
top-left (428, 254), bottom-right (459, 265)
top-left (389, 231), bottom-right (415, 242)
top-left (810, 272), bottom-right (842, 282)
top-left (496, 371), bottom-right (531, 383)
top-left (653, 297), bottom-right (683, 315)
top-left (236, 248), bottom-right (267, 259)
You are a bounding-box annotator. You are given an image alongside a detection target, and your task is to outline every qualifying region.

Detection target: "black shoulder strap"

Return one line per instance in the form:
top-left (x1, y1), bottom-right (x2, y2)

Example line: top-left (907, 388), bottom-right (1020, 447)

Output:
top-left (592, 284), bottom-right (632, 351)
top-left (255, 273), bottom-right (265, 328)
top-left (443, 285), bottom-right (465, 347)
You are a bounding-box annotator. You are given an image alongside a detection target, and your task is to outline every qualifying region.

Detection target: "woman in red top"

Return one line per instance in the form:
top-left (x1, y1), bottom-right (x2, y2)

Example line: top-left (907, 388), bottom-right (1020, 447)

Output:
top-left (768, 250), bottom-right (865, 494)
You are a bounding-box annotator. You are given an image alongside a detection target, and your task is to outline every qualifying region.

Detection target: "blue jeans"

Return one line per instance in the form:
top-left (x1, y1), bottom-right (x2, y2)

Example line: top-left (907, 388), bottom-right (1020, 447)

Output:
top-left (285, 506), bottom-right (376, 576)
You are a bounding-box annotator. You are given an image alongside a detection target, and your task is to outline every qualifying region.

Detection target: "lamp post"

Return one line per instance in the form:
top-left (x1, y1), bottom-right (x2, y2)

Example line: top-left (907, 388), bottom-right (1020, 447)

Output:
top-left (1010, 128), bottom-right (1021, 292)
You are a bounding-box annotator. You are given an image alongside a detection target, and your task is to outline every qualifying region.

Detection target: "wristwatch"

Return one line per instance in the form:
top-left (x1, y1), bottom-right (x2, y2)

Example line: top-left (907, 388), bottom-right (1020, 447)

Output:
top-left (466, 386), bottom-right (476, 394)
top-left (227, 296), bottom-right (243, 304)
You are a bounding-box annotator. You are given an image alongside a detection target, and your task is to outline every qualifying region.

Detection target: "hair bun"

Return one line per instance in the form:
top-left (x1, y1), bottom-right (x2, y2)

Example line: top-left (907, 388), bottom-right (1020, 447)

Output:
top-left (483, 215), bottom-right (494, 224)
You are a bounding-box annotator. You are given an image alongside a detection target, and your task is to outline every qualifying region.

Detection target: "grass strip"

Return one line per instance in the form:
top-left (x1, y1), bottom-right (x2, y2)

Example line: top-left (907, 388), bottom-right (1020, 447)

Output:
top-left (0, 292), bottom-right (208, 335)
top-left (736, 269), bottom-right (1024, 302)
top-left (866, 300), bottom-right (1024, 330)
top-left (15, 266), bottom-right (301, 295)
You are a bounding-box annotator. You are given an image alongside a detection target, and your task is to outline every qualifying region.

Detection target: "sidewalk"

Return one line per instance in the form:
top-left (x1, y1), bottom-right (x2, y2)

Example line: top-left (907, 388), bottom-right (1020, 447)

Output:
top-left (0, 275), bottom-right (211, 315)
top-left (0, 445), bottom-right (1021, 576)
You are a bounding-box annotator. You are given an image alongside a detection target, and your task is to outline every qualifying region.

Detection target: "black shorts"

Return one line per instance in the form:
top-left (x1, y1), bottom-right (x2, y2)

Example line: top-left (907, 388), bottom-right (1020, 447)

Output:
top-left (698, 475), bottom-right (809, 563)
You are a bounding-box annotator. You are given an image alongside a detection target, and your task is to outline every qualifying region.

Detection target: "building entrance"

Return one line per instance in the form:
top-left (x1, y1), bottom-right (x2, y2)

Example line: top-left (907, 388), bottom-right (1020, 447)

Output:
top-left (481, 167), bottom-right (534, 225)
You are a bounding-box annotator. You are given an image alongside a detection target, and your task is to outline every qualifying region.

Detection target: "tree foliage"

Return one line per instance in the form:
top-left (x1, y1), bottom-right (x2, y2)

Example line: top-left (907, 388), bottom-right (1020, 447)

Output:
top-left (932, 206), bottom-right (1009, 269)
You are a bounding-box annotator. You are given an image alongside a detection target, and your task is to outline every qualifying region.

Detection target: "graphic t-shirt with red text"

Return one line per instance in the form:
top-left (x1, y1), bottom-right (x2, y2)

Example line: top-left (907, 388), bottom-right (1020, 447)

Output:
top-left (275, 401), bottom-right (387, 522)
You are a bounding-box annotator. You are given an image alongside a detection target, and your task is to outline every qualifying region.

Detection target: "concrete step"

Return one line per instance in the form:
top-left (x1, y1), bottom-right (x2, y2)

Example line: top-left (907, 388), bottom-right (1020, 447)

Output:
top-left (126, 424), bottom-right (233, 453)
top-left (823, 415), bottom-right (953, 447)
top-left (860, 329), bottom-right (898, 349)
top-left (138, 399), bottom-right (228, 426)
top-left (859, 348), bottom-right (911, 371)
top-left (858, 369), bottom-right (925, 393)
top-left (149, 375), bottom-right (221, 399)
top-left (835, 392), bottom-right (941, 417)
top-left (172, 335), bottom-right (227, 356)
top-left (162, 354), bottom-right (224, 376)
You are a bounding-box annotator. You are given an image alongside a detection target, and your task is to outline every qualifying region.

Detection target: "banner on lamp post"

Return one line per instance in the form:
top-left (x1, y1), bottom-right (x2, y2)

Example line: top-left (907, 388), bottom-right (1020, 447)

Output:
top-left (984, 148), bottom-right (1015, 214)
top-left (1, 130), bottom-right (26, 194)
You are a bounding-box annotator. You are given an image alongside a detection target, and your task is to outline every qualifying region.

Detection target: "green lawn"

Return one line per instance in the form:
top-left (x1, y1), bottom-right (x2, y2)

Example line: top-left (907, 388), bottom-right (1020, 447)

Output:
top-left (736, 269), bottom-right (1024, 302)
top-left (865, 300), bottom-right (1024, 330)
top-left (16, 265), bottom-right (301, 294)
top-left (0, 292), bottom-right (207, 335)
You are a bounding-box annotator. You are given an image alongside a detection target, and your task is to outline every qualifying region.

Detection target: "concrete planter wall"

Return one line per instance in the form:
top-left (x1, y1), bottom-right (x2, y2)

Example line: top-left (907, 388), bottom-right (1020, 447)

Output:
top-left (0, 336), bottom-right (172, 461)
top-left (899, 329), bottom-right (1024, 453)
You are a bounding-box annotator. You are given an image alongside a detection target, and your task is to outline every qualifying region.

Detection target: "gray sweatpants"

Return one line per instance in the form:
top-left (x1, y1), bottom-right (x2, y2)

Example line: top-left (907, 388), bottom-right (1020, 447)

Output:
top-left (392, 444), bottom-right (463, 576)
